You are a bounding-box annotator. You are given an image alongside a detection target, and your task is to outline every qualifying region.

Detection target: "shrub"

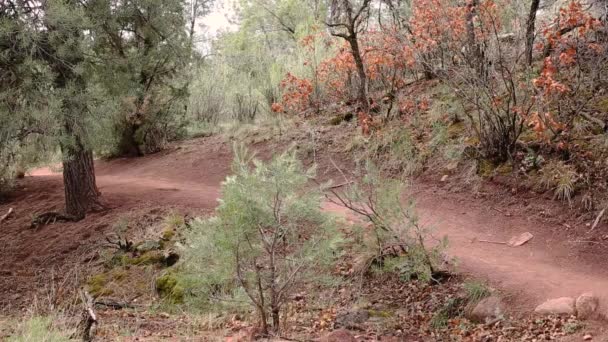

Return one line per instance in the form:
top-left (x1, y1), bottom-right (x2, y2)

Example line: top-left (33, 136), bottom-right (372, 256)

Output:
top-left (463, 280), bottom-right (491, 304)
top-left (539, 160), bottom-right (578, 204)
top-left (327, 161), bottom-right (447, 282)
top-left (231, 91), bottom-right (259, 123)
top-left (182, 145), bottom-right (341, 335)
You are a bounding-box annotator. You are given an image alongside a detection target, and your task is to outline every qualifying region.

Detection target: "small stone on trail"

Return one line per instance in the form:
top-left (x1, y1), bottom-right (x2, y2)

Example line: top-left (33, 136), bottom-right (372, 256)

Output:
top-left (583, 334), bottom-right (593, 340)
top-left (576, 293), bottom-right (599, 320)
top-left (508, 232), bottom-right (533, 247)
top-left (535, 297), bottom-right (575, 315)
top-left (441, 175), bottom-right (449, 182)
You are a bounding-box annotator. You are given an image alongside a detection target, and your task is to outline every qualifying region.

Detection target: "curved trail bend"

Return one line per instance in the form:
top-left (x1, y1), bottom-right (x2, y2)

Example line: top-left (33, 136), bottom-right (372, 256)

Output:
top-left (21, 136), bottom-right (608, 318)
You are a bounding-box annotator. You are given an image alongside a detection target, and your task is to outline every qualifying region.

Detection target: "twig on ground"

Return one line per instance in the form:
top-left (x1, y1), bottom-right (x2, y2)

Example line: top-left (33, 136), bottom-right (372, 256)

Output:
top-left (491, 207), bottom-right (511, 217)
top-left (471, 237), bottom-right (507, 245)
top-left (94, 299), bottom-right (135, 310)
top-left (0, 207), bottom-right (13, 223)
top-left (328, 181), bottom-right (353, 189)
top-left (589, 207), bottom-right (606, 232)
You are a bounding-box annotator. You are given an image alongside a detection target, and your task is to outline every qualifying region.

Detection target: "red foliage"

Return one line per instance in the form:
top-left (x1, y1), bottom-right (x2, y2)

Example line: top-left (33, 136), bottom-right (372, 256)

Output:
top-left (278, 72), bottom-right (314, 113)
top-left (530, 0), bottom-right (604, 141)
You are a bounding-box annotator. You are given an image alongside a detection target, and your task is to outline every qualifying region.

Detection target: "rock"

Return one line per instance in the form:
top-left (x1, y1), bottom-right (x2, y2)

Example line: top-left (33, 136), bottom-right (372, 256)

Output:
top-left (576, 293), bottom-right (599, 320)
top-left (334, 310), bottom-right (369, 329)
top-left (583, 334), bottom-right (593, 341)
top-left (507, 232), bottom-right (533, 247)
top-left (441, 175), bottom-right (449, 182)
top-left (320, 329), bottom-right (357, 342)
top-left (467, 296), bottom-right (505, 323)
top-left (534, 297), bottom-right (575, 315)
top-left (136, 240), bottom-right (161, 252)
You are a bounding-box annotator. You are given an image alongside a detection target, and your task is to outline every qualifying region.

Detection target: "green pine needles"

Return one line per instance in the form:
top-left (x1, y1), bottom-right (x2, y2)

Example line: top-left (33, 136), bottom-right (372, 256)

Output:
top-left (183, 144), bottom-right (342, 335)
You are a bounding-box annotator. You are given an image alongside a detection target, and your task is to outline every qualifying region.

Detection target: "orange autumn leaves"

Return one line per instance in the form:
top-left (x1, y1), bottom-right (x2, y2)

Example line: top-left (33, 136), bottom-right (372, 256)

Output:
top-left (528, 1), bottom-right (604, 142)
top-left (272, 0), bottom-right (604, 145)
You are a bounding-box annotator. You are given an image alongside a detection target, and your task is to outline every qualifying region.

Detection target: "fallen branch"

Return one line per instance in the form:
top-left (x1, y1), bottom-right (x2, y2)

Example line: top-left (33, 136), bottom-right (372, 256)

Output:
top-left (472, 238), bottom-right (507, 245)
top-left (0, 208), bottom-right (13, 223)
top-left (589, 207), bottom-right (606, 232)
top-left (327, 181), bottom-right (354, 189)
top-left (94, 299), bottom-right (135, 310)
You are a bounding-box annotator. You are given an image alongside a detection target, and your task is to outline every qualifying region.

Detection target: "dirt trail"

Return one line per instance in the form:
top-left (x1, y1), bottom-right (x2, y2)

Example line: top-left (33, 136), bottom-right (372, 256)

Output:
top-left (97, 140), bottom-right (608, 317)
top-left (326, 194), bottom-right (608, 316)
top-left (3, 135), bottom-right (608, 320)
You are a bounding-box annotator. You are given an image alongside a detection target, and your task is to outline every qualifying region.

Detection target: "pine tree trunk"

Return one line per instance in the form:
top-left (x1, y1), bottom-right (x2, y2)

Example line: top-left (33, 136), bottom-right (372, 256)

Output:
top-left (525, 0), bottom-right (541, 65)
top-left (43, 0), bottom-right (101, 221)
top-left (62, 124), bottom-right (100, 220)
top-left (117, 121), bottom-right (142, 157)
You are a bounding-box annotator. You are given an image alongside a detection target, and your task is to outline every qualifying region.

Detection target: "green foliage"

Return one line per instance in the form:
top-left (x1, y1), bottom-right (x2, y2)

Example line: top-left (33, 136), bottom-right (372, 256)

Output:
top-left (7, 316), bottom-right (71, 342)
top-left (156, 273), bottom-right (185, 304)
top-left (539, 160), bottom-right (578, 204)
top-left (88, 0), bottom-right (198, 156)
top-left (87, 273), bottom-right (114, 297)
top-left (182, 144), bottom-right (341, 332)
top-left (463, 281), bottom-right (491, 304)
top-left (354, 127), bottom-right (421, 175)
top-left (430, 297), bottom-right (465, 329)
top-left (187, 0), bottom-right (332, 130)
top-left (330, 161), bottom-right (446, 282)
top-left (164, 212), bottom-right (185, 231)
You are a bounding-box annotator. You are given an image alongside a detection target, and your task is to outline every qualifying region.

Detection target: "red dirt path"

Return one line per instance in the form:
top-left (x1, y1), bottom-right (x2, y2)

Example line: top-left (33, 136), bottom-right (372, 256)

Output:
top-left (1, 133), bottom-right (608, 328)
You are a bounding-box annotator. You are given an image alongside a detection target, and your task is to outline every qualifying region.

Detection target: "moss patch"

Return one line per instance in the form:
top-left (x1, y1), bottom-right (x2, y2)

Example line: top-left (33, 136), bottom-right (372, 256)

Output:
top-left (447, 122), bottom-right (465, 139)
top-left (478, 159), bottom-right (496, 178)
top-left (128, 251), bottom-right (166, 266)
top-left (156, 273), bottom-right (184, 304)
top-left (87, 274), bottom-right (114, 297)
top-left (368, 309), bottom-right (393, 318)
top-left (495, 162), bottom-right (513, 175)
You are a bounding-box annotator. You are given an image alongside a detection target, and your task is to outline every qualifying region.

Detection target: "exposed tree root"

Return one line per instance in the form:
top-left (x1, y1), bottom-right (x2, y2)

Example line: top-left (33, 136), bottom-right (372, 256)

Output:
top-left (0, 207), bottom-right (13, 223)
top-left (30, 212), bottom-right (78, 229)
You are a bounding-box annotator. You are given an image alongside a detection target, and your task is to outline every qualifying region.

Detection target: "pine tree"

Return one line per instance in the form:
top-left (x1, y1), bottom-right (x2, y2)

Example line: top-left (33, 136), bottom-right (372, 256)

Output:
top-left (1, 0), bottom-right (100, 219)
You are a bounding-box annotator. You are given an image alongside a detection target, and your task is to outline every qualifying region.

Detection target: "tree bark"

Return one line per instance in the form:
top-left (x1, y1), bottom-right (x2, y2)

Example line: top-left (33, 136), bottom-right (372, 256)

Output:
top-left (117, 121), bottom-right (142, 157)
top-left (525, 0), bottom-right (541, 65)
top-left (272, 307), bottom-right (280, 331)
top-left (347, 35), bottom-right (370, 113)
top-left (62, 122), bottom-right (100, 220)
top-left (465, 0), bottom-right (483, 76)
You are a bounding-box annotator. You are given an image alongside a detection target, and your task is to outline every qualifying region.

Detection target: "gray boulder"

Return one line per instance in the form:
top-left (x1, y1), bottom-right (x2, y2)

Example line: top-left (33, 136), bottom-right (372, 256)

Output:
top-left (467, 296), bottom-right (505, 323)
